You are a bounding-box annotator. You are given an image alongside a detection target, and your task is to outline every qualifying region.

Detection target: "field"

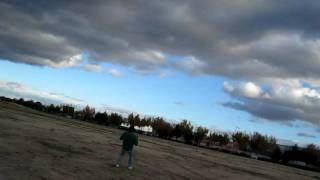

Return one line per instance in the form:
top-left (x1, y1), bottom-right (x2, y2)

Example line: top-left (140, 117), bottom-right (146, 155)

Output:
top-left (0, 101), bottom-right (319, 180)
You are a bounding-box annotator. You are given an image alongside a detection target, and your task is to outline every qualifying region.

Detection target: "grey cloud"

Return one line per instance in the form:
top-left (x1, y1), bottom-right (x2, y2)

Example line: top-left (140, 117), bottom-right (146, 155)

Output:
top-left (3, 0), bottom-right (320, 129)
top-left (1, 0), bottom-right (320, 80)
top-left (223, 81), bottom-right (320, 127)
top-left (222, 101), bottom-right (299, 122)
top-left (297, 132), bottom-right (316, 138)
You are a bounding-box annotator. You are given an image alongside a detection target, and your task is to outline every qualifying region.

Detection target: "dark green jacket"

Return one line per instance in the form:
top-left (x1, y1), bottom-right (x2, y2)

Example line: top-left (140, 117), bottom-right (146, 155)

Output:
top-left (120, 132), bottom-right (138, 151)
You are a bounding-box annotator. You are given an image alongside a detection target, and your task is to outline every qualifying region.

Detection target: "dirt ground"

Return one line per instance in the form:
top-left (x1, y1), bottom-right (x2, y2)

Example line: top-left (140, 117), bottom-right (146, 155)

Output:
top-left (0, 101), bottom-right (319, 180)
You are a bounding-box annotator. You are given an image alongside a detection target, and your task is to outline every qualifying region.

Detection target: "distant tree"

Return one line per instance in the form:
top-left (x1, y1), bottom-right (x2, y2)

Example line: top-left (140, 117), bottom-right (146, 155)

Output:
top-left (167, 123), bottom-right (175, 139)
top-left (250, 132), bottom-right (265, 153)
top-left (281, 144), bottom-right (305, 164)
top-left (207, 132), bottom-right (218, 146)
top-left (82, 105), bottom-right (95, 121)
top-left (0, 96), bottom-right (12, 102)
top-left (232, 132), bottom-right (250, 151)
top-left (268, 137), bottom-right (277, 151)
top-left (128, 113), bottom-right (134, 126)
top-left (249, 132), bottom-right (277, 155)
top-left (219, 133), bottom-right (230, 146)
top-left (146, 117), bottom-right (152, 127)
top-left (74, 110), bottom-right (83, 120)
top-left (17, 98), bottom-right (25, 105)
top-left (95, 112), bottom-right (109, 125)
top-left (179, 120), bottom-right (194, 144)
top-left (304, 144), bottom-right (319, 165)
top-left (35, 102), bottom-right (43, 111)
top-left (24, 100), bottom-right (34, 108)
top-left (193, 126), bottom-right (209, 146)
top-left (151, 117), bottom-right (173, 139)
top-left (140, 117), bottom-right (147, 127)
top-left (292, 144), bottom-right (299, 152)
top-left (271, 145), bottom-right (282, 162)
top-left (305, 144), bottom-right (318, 155)
top-left (62, 105), bottom-right (74, 116)
top-left (140, 117), bottom-right (152, 131)
top-left (95, 112), bottom-right (103, 123)
top-left (207, 132), bottom-right (229, 146)
top-left (133, 114), bottom-right (141, 129)
top-left (171, 124), bottom-right (182, 141)
top-left (109, 113), bottom-right (123, 127)
top-left (207, 133), bottom-right (215, 146)
top-left (54, 105), bottom-right (62, 114)
top-left (48, 104), bottom-right (56, 113)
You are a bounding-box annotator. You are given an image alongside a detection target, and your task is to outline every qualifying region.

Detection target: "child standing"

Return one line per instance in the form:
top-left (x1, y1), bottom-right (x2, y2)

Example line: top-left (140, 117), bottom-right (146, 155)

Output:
top-left (115, 126), bottom-right (138, 169)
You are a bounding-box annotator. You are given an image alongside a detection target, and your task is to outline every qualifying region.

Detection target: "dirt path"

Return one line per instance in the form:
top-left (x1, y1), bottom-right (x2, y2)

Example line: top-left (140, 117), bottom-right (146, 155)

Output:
top-left (0, 101), bottom-right (319, 180)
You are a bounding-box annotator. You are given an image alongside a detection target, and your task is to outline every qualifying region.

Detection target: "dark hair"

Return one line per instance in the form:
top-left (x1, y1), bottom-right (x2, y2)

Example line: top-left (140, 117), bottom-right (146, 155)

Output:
top-left (128, 126), bottom-right (135, 132)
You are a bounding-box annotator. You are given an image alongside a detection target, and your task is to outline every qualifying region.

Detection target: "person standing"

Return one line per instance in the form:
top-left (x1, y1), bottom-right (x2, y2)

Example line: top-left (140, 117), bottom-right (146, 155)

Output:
top-left (115, 126), bottom-right (138, 169)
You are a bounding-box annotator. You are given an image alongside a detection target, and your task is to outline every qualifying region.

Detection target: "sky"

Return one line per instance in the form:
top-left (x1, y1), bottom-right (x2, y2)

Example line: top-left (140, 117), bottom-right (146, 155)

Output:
top-left (1, 0), bottom-right (320, 146)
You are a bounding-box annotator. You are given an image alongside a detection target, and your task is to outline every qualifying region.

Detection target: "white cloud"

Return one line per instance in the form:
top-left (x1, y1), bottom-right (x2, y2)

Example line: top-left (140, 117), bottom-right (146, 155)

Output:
top-left (224, 81), bottom-right (263, 98)
top-left (176, 56), bottom-right (206, 74)
top-left (107, 68), bottom-right (122, 77)
top-left (239, 82), bottom-right (262, 98)
top-left (49, 54), bottom-right (83, 68)
top-left (159, 69), bottom-right (175, 78)
top-left (83, 64), bottom-right (103, 72)
top-left (0, 80), bottom-right (85, 105)
top-left (131, 50), bottom-right (166, 64)
top-left (223, 80), bottom-right (320, 127)
top-left (82, 64), bottom-right (122, 77)
top-left (223, 82), bottom-right (234, 92)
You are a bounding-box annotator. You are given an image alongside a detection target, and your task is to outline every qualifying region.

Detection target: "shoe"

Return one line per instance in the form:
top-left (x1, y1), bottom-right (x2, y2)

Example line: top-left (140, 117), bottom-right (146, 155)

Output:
top-left (115, 164), bottom-right (120, 168)
top-left (128, 166), bottom-right (133, 170)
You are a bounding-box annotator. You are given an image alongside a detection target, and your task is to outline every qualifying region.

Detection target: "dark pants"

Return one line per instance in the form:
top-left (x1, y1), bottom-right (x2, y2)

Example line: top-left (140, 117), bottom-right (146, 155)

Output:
top-left (116, 149), bottom-right (133, 167)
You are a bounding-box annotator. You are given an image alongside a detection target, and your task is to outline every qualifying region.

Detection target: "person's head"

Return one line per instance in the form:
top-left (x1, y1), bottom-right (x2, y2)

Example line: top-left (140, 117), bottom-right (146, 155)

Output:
top-left (128, 126), bottom-right (135, 133)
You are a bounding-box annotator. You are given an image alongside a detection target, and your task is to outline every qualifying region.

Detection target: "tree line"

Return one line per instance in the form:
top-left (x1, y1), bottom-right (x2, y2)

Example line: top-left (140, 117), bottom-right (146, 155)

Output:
top-left (1, 96), bottom-right (319, 169)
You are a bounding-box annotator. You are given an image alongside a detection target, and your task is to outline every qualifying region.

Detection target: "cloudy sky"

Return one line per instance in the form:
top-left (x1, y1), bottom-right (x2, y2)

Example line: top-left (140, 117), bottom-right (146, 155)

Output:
top-left (1, 0), bottom-right (320, 145)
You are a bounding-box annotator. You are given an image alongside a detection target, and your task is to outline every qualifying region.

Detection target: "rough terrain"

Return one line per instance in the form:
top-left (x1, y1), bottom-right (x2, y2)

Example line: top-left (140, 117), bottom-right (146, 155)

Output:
top-left (0, 101), bottom-right (319, 180)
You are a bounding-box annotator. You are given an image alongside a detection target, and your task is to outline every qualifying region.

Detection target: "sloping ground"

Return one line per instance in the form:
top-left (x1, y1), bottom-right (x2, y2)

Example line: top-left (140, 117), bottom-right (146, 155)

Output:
top-left (0, 101), bottom-right (319, 180)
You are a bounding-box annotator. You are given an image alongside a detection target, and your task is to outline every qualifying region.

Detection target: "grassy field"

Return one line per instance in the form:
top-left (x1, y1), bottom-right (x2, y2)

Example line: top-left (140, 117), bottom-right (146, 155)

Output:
top-left (0, 101), bottom-right (319, 180)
